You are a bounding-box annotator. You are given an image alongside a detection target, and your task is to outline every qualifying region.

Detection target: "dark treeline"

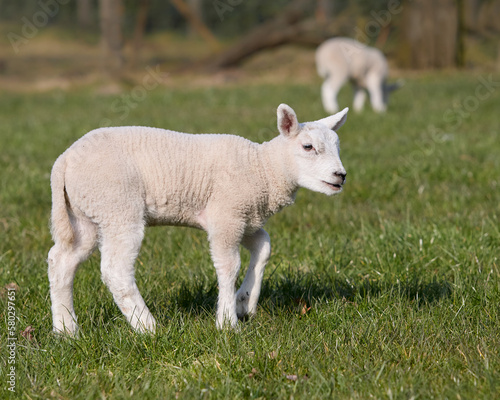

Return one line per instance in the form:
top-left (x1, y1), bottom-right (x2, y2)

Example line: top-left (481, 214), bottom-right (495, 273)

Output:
top-left (1, 0), bottom-right (499, 70)
top-left (0, 0), bottom-right (319, 36)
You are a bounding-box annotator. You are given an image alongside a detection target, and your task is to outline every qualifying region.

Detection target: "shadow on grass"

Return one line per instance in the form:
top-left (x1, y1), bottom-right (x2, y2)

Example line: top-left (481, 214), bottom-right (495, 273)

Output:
top-left (167, 271), bottom-right (453, 317)
top-left (260, 272), bottom-right (453, 315)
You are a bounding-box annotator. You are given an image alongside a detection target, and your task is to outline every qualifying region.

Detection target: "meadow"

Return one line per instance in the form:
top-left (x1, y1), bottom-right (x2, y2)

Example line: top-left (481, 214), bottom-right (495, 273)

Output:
top-left (1, 73), bottom-right (499, 399)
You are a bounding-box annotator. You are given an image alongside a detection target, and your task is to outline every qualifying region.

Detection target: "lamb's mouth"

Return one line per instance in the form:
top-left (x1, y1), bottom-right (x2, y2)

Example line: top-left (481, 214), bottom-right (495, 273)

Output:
top-left (323, 181), bottom-right (343, 191)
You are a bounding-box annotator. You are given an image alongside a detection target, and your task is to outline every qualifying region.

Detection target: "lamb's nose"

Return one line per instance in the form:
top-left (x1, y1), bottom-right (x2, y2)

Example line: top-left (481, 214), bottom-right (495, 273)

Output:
top-left (335, 171), bottom-right (347, 184)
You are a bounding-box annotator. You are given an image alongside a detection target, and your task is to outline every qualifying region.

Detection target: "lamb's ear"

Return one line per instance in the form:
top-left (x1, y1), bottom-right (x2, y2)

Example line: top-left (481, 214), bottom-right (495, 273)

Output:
top-left (277, 103), bottom-right (300, 137)
top-left (317, 107), bottom-right (349, 131)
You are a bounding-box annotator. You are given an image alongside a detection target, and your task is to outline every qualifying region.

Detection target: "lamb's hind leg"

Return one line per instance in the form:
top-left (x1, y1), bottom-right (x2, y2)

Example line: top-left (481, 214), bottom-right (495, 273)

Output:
top-left (48, 213), bottom-right (97, 335)
top-left (99, 223), bottom-right (156, 333)
top-left (366, 73), bottom-right (386, 113)
top-left (236, 229), bottom-right (271, 320)
top-left (353, 85), bottom-right (367, 112)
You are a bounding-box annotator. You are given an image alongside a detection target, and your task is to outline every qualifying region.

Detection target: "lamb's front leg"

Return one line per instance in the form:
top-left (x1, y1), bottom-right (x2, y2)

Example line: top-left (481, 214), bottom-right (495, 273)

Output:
top-left (210, 239), bottom-right (242, 329)
top-left (236, 229), bottom-right (271, 320)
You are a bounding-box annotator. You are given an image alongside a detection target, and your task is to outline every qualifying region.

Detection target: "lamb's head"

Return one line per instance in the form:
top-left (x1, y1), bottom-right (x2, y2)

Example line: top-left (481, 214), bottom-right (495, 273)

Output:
top-left (277, 104), bottom-right (348, 196)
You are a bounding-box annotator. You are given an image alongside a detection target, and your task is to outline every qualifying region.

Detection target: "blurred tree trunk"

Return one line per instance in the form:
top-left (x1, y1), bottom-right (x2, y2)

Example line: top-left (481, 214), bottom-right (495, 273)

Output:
top-left (99, 0), bottom-right (124, 71)
top-left (464, 0), bottom-right (482, 33)
top-left (77, 0), bottom-right (92, 29)
top-left (132, 0), bottom-right (150, 66)
top-left (400, 0), bottom-right (458, 69)
top-left (399, 0), bottom-right (458, 68)
top-left (475, 0), bottom-right (500, 35)
top-left (456, 0), bottom-right (465, 67)
top-left (170, 0), bottom-right (219, 50)
top-left (375, 24), bottom-right (391, 48)
top-left (315, 0), bottom-right (333, 26)
top-left (186, 0), bottom-right (203, 37)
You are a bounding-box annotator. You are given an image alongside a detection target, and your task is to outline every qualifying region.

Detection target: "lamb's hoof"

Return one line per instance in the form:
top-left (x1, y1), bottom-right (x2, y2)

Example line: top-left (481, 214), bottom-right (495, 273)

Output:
top-left (216, 315), bottom-right (240, 331)
top-left (52, 317), bottom-right (79, 338)
top-left (132, 317), bottom-right (157, 335)
top-left (52, 326), bottom-right (79, 339)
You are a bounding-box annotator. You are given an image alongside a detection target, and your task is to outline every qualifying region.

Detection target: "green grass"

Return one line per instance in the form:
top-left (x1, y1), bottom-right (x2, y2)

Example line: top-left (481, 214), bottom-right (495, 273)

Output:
top-left (1, 73), bottom-right (499, 399)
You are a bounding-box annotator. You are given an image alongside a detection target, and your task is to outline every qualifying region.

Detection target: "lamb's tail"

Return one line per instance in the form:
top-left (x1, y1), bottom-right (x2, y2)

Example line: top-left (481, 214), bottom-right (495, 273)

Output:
top-left (315, 46), bottom-right (330, 79)
top-left (50, 153), bottom-right (74, 246)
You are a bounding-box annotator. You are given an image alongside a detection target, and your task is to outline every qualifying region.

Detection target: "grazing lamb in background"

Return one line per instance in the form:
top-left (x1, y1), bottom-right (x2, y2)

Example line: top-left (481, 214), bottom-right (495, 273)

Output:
top-left (316, 37), bottom-right (401, 113)
top-left (48, 104), bottom-right (348, 335)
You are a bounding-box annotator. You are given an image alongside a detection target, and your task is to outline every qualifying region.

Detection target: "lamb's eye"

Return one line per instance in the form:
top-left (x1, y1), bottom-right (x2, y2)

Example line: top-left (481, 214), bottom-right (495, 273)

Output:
top-left (303, 144), bottom-right (314, 151)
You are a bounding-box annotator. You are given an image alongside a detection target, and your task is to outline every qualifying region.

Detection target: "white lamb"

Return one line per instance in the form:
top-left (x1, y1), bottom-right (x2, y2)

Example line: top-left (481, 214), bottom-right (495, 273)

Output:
top-left (48, 104), bottom-right (348, 335)
top-left (316, 37), bottom-right (400, 113)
